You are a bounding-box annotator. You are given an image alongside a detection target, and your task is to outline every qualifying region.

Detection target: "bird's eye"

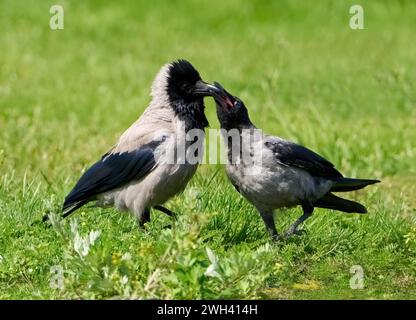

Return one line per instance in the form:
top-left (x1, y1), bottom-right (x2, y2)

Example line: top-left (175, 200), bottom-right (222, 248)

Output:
top-left (180, 83), bottom-right (189, 92)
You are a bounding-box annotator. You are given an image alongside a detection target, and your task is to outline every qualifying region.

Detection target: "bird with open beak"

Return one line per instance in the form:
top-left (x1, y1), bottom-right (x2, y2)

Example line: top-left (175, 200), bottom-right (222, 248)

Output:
top-left (55, 60), bottom-right (219, 226)
top-left (212, 82), bottom-right (380, 241)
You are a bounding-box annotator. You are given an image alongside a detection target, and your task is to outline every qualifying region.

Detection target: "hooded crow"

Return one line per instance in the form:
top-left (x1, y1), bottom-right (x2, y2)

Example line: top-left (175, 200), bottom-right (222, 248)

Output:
top-left (54, 60), bottom-right (219, 226)
top-left (212, 82), bottom-right (380, 240)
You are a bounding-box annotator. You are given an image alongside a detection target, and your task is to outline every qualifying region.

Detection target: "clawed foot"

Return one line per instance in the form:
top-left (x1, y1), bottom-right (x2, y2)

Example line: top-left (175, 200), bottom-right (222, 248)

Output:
top-left (271, 234), bottom-right (283, 242)
top-left (269, 229), bottom-right (305, 242)
top-left (284, 227), bottom-right (307, 239)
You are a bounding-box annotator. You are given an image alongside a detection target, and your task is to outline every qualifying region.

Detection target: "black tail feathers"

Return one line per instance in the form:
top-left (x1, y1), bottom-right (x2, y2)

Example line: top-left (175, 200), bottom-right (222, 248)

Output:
top-left (331, 177), bottom-right (380, 192)
top-left (314, 193), bottom-right (367, 213)
top-left (42, 200), bottom-right (88, 223)
top-left (61, 200), bottom-right (89, 219)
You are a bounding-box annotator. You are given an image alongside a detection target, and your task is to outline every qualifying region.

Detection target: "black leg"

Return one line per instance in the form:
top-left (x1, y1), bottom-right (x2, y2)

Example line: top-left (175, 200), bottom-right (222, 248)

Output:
top-left (259, 210), bottom-right (281, 241)
top-left (154, 205), bottom-right (177, 219)
top-left (139, 208), bottom-right (150, 228)
top-left (284, 203), bottom-right (314, 238)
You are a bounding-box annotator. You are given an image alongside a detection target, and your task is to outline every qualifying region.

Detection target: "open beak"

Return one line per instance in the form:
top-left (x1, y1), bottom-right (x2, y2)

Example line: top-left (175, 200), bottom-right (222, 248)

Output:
top-left (212, 81), bottom-right (235, 109)
top-left (193, 80), bottom-right (221, 97)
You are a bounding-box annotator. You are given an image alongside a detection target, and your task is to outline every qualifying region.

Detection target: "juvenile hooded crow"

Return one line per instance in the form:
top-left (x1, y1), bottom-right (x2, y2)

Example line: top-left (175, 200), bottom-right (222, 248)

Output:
top-left (54, 60), bottom-right (219, 226)
top-left (212, 82), bottom-right (380, 240)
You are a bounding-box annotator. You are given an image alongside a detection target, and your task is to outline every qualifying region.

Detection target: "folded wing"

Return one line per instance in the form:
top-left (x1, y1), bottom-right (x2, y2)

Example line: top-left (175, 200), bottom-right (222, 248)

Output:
top-left (63, 141), bottom-right (161, 217)
top-left (264, 138), bottom-right (343, 179)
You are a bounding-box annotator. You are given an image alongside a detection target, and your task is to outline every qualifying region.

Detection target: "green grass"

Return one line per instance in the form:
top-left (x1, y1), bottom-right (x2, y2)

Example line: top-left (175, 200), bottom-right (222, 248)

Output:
top-left (1, 0), bottom-right (416, 299)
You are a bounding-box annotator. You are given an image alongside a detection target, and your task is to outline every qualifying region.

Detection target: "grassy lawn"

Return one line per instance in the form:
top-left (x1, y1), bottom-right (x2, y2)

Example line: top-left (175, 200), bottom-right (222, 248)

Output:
top-left (1, 0), bottom-right (415, 299)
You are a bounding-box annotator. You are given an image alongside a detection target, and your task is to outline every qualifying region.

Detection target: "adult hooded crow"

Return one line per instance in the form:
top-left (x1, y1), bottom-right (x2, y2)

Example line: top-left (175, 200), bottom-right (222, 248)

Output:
top-left (54, 60), bottom-right (218, 226)
top-left (212, 82), bottom-right (380, 240)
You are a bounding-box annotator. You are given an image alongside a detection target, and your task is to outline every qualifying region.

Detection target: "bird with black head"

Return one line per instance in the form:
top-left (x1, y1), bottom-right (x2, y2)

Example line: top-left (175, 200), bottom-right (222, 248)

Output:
top-left (212, 82), bottom-right (380, 240)
top-left (52, 60), bottom-right (219, 227)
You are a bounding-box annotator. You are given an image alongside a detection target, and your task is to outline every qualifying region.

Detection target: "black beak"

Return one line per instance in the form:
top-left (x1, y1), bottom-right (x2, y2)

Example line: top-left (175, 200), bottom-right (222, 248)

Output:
top-left (212, 81), bottom-right (235, 109)
top-left (193, 80), bottom-right (221, 97)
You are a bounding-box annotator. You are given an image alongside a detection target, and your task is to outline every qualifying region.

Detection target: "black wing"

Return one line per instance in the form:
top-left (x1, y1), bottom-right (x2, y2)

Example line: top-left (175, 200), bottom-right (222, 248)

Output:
top-left (63, 142), bottom-right (160, 216)
top-left (264, 138), bottom-right (342, 179)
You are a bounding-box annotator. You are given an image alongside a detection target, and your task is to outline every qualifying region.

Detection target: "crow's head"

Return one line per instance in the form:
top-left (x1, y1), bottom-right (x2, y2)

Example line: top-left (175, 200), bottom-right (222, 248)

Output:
top-left (168, 60), bottom-right (218, 101)
top-left (151, 59), bottom-right (218, 129)
top-left (212, 82), bottom-right (251, 130)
